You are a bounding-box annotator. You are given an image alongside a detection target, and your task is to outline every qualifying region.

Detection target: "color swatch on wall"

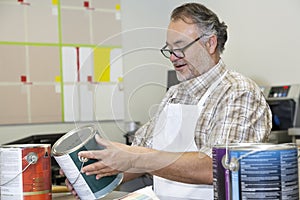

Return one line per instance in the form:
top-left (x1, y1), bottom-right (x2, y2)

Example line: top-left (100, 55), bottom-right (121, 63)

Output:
top-left (0, 0), bottom-right (122, 124)
top-left (62, 46), bottom-right (124, 122)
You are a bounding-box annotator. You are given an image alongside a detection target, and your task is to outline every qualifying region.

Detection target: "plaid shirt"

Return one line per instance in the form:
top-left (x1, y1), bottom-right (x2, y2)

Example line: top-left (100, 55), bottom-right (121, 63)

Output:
top-left (132, 60), bottom-right (272, 157)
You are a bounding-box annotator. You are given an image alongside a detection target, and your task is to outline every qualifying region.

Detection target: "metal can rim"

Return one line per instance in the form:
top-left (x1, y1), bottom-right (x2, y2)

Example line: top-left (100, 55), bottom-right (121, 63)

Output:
top-left (213, 142), bottom-right (297, 150)
top-left (51, 125), bottom-right (97, 156)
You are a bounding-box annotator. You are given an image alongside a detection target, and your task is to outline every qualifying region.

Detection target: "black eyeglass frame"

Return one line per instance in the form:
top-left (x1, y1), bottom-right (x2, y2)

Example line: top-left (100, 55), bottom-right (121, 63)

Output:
top-left (160, 34), bottom-right (205, 59)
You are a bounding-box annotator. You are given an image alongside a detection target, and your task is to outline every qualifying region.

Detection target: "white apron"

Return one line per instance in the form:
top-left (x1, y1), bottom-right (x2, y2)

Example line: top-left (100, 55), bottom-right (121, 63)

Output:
top-left (152, 71), bottom-right (227, 200)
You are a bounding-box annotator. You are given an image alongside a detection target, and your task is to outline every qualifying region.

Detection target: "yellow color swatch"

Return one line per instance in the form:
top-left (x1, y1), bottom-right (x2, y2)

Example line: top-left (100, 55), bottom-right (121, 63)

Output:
top-left (55, 75), bottom-right (61, 82)
top-left (115, 4), bottom-right (121, 11)
top-left (118, 77), bottom-right (123, 82)
top-left (52, 0), bottom-right (58, 5)
top-left (94, 48), bottom-right (111, 82)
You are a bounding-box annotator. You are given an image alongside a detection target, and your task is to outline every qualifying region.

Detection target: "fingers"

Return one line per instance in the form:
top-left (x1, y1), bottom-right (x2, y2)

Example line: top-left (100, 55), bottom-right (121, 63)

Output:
top-left (78, 150), bottom-right (97, 160)
top-left (90, 166), bottom-right (118, 176)
top-left (59, 168), bottom-right (64, 176)
top-left (77, 136), bottom-right (114, 162)
top-left (81, 160), bottom-right (107, 174)
top-left (65, 178), bottom-right (79, 199)
top-left (65, 178), bottom-right (73, 191)
top-left (80, 160), bottom-right (120, 180)
top-left (78, 137), bottom-right (109, 160)
top-left (96, 170), bottom-right (119, 180)
top-left (61, 169), bottom-right (78, 198)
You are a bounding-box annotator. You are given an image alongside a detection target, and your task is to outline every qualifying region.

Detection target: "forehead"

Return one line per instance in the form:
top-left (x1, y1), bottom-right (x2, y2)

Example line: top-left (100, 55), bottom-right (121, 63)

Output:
top-left (166, 19), bottom-right (199, 45)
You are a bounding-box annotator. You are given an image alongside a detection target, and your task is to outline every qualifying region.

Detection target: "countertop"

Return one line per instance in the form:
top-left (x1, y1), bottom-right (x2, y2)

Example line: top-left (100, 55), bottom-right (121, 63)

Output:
top-left (52, 191), bottom-right (128, 200)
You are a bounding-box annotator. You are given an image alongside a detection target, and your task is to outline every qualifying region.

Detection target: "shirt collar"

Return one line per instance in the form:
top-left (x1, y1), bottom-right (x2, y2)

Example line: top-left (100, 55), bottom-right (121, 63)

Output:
top-left (179, 59), bottom-right (227, 98)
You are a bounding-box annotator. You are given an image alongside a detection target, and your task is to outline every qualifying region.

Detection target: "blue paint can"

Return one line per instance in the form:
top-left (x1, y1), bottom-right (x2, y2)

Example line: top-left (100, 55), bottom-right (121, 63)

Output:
top-left (51, 125), bottom-right (123, 200)
top-left (213, 143), bottom-right (299, 200)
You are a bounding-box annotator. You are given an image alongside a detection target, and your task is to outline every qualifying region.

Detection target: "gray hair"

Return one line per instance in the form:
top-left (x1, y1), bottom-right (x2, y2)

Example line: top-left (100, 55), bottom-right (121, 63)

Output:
top-left (171, 3), bottom-right (228, 54)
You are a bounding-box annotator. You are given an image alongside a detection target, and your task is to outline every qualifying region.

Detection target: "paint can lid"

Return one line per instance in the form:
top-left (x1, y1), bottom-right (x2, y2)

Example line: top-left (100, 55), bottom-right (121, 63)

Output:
top-left (51, 125), bottom-right (97, 156)
top-left (213, 142), bottom-right (297, 150)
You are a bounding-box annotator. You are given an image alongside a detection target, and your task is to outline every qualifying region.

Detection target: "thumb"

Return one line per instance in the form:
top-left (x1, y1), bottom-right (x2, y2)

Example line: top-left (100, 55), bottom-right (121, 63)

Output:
top-left (77, 135), bottom-right (109, 160)
top-left (77, 150), bottom-right (97, 160)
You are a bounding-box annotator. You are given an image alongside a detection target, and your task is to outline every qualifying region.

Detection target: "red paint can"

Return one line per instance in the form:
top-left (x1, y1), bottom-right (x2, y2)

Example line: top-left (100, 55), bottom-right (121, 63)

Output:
top-left (0, 144), bottom-right (52, 200)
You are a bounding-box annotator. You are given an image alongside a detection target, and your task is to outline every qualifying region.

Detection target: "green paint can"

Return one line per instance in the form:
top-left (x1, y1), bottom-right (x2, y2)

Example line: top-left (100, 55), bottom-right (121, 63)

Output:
top-left (51, 125), bottom-right (123, 200)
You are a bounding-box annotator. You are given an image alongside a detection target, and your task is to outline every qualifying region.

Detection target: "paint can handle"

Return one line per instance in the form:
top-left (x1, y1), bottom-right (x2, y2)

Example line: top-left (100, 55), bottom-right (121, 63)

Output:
top-left (0, 152), bottom-right (39, 186)
top-left (69, 156), bottom-right (90, 186)
top-left (78, 156), bottom-right (89, 163)
top-left (26, 152), bottom-right (38, 164)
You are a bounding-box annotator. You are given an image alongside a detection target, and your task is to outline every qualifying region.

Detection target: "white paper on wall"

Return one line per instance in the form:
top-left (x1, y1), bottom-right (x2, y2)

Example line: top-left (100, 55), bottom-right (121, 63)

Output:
top-left (110, 48), bottom-right (123, 83)
top-left (79, 84), bottom-right (94, 121)
top-left (79, 47), bottom-right (94, 121)
top-left (79, 47), bottom-right (94, 82)
top-left (63, 84), bottom-right (80, 122)
top-left (62, 47), bottom-right (79, 122)
top-left (62, 47), bottom-right (77, 82)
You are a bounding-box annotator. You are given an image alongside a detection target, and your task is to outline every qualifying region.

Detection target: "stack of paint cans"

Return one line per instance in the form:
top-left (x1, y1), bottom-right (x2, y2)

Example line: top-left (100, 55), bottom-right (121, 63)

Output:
top-left (213, 143), bottom-right (299, 200)
top-left (0, 144), bottom-right (52, 200)
top-left (51, 125), bottom-right (123, 200)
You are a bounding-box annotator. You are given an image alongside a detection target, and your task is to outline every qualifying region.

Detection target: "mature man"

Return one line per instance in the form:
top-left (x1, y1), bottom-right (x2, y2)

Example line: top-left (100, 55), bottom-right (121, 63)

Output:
top-left (68, 3), bottom-right (272, 199)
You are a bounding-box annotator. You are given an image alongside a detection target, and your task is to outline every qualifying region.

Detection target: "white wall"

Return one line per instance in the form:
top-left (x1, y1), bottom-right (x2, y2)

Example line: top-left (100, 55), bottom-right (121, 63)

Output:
top-left (1, 0), bottom-right (299, 143)
top-left (121, 0), bottom-right (300, 124)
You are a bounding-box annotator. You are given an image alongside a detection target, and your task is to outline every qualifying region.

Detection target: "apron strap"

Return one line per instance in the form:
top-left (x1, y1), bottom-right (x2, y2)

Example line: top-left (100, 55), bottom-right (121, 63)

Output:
top-left (197, 71), bottom-right (228, 107)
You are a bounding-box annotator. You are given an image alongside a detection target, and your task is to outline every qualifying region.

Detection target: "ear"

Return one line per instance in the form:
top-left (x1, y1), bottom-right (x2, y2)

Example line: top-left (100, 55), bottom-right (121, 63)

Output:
top-left (205, 35), bottom-right (218, 54)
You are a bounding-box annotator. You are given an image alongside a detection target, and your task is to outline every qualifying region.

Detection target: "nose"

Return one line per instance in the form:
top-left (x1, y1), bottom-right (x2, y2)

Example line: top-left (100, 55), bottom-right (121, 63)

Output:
top-left (169, 53), bottom-right (179, 62)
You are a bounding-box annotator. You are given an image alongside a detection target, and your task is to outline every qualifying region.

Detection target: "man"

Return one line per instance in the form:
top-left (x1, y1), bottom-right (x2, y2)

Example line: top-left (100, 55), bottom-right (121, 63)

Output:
top-left (67, 3), bottom-right (272, 199)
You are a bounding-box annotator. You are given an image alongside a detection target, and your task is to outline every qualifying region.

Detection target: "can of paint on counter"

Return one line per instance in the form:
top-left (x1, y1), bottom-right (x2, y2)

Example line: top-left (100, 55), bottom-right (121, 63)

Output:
top-left (213, 143), bottom-right (299, 200)
top-left (213, 143), bottom-right (258, 200)
top-left (0, 144), bottom-right (52, 200)
top-left (51, 125), bottom-right (123, 200)
top-left (213, 144), bottom-right (230, 200)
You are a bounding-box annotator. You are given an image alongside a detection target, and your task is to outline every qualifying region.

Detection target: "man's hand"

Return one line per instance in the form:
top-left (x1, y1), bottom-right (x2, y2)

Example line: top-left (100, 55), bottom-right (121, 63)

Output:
top-left (78, 134), bottom-right (142, 179)
top-left (59, 169), bottom-right (80, 199)
top-left (77, 135), bottom-right (208, 184)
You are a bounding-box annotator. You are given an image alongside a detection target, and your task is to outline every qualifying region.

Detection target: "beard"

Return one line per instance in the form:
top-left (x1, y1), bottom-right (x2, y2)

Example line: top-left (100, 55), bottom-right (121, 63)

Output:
top-left (175, 57), bottom-right (214, 82)
top-left (175, 69), bottom-right (193, 82)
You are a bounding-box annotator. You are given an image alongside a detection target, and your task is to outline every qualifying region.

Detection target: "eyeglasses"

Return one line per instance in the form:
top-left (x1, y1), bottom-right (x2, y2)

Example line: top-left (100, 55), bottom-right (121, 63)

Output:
top-left (160, 34), bottom-right (205, 59)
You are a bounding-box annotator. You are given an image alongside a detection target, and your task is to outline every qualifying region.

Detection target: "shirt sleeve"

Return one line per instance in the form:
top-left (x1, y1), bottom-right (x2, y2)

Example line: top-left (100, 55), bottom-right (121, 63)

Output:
top-left (131, 118), bottom-right (155, 148)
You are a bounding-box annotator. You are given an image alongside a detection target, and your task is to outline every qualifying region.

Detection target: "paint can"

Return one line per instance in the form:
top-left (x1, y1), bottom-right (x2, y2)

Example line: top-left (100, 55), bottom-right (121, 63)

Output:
top-left (51, 125), bottom-right (123, 200)
top-left (212, 144), bottom-right (229, 200)
top-left (0, 144), bottom-right (52, 200)
top-left (213, 143), bottom-right (299, 200)
top-left (213, 143), bottom-right (257, 200)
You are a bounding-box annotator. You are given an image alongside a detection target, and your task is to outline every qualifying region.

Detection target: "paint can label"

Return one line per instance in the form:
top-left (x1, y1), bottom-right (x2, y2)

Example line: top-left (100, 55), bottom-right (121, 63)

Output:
top-left (0, 144), bottom-right (52, 200)
top-left (212, 146), bottom-right (231, 200)
top-left (230, 148), bottom-right (299, 200)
